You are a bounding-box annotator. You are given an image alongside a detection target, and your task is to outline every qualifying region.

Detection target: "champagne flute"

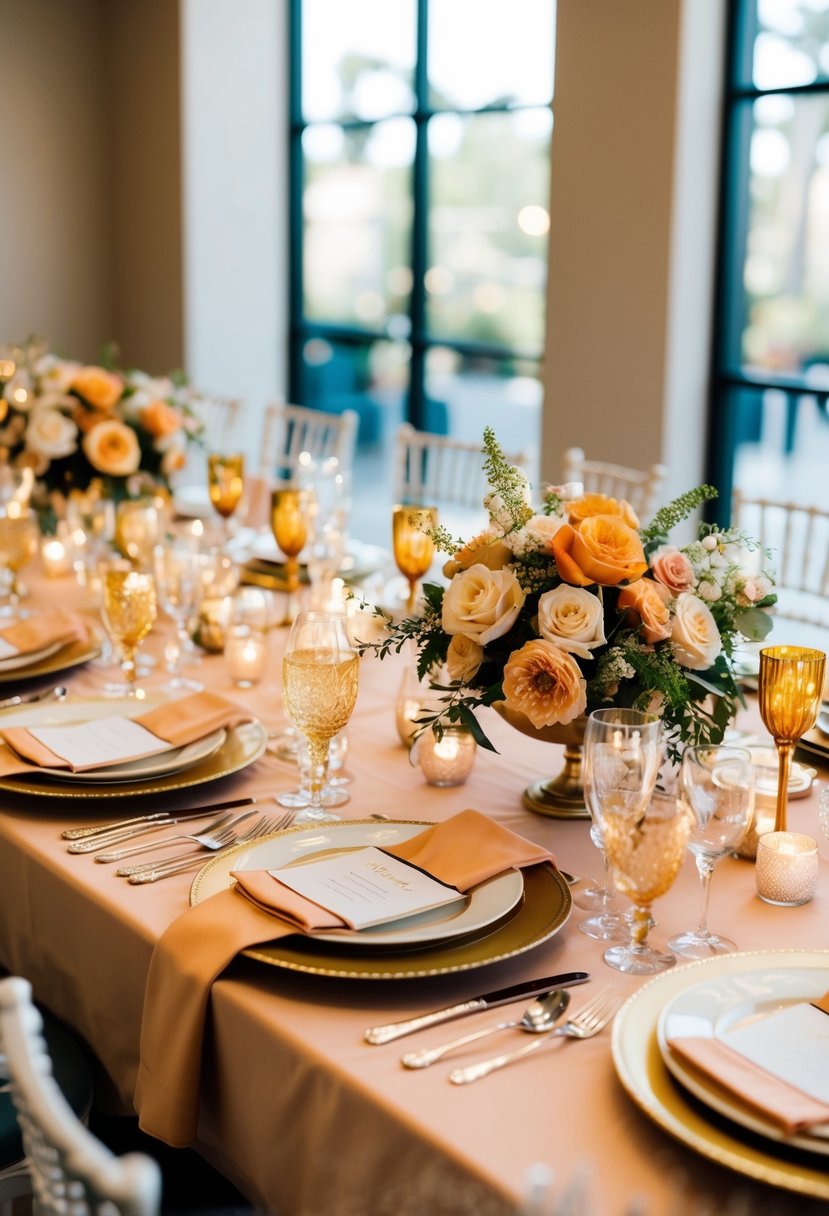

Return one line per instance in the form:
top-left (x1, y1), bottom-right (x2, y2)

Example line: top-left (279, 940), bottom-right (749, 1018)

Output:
top-left (153, 545), bottom-right (204, 692)
top-left (100, 561), bottom-right (157, 697)
top-left (581, 708), bottom-right (663, 944)
top-left (758, 646), bottom-right (825, 833)
top-left (207, 452), bottom-right (245, 545)
top-left (668, 745), bottom-right (754, 959)
top-left (282, 611), bottom-right (359, 819)
top-left (0, 507), bottom-right (39, 617)
top-left (392, 505), bottom-right (437, 615)
top-left (271, 488), bottom-right (310, 617)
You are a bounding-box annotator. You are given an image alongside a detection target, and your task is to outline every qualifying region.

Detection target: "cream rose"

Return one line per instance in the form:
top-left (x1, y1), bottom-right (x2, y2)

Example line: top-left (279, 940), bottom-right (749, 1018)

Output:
top-left (82, 419), bottom-right (141, 477)
top-left (508, 513), bottom-right (567, 557)
top-left (650, 545), bottom-right (695, 595)
top-left (671, 592), bottom-right (722, 671)
top-left (502, 639), bottom-right (587, 728)
top-left (441, 563), bottom-right (525, 646)
top-left (25, 408), bottom-right (78, 460)
top-left (443, 530), bottom-right (512, 578)
top-left (536, 585), bottom-right (606, 659)
top-left (446, 634), bottom-right (484, 684)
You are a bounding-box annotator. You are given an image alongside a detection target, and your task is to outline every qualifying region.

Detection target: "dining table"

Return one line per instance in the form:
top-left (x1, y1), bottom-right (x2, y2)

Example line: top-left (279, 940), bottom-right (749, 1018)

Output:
top-left (0, 557), bottom-right (828, 1216)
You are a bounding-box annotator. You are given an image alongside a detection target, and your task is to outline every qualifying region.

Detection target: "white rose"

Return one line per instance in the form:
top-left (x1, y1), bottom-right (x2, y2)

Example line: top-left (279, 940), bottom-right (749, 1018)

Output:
top-left (446, 634), bottom-right (484, 684)
top-left (536, 585), bottom-right (606, 659)
top-left (507, 513), bottom-right (566, 557)
top-left (33, 355), bottom-right (81, 395)
top-left (671, 592), bottom-right (722, 671)
top-left (697, 579), bottom-right (722, 603)
top-left (25, 408), bottom-right (78, 460)
top-left (442, 563), bottom-right (525, 646)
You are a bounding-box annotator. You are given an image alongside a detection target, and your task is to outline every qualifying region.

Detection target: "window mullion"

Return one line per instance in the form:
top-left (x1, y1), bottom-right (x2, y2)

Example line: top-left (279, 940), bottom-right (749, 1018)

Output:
top-left (408, 0), bottom-right (430, 431)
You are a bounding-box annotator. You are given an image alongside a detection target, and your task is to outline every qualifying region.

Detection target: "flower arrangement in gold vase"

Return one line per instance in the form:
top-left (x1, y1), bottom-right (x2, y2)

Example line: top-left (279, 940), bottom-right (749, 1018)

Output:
top-left (362, 429), bottom-right (777, 818)
top-left (0, 338), bottom-right (206, 530)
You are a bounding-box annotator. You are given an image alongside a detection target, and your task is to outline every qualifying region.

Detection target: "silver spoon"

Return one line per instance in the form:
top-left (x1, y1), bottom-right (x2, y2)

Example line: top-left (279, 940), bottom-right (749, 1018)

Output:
top-left (401, 988), bottom-right (571, 1069)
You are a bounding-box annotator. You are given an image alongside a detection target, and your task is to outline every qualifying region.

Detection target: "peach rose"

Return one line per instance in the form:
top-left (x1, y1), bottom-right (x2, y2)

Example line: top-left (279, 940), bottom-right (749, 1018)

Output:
top-left (671, 592), bottom-right (722, 671)
top-left (443, 531), bottom-right (512, 578)
top-left (442, 563), bottom-right (525, 646)
top-left (139, 398), bottom-right (184, 441)
top-left (536, 585), bottom-right (606, 659)
top-left (567, 493), bottom-right (640, 530)
top-left (552, 517), bottom-right (648, 587)
top-left (617, 579), bottom-right (672, 644)
top-left (72, 366), bottom-right (123, 411)
top-left (82, 419), bottom-right (141, 477)
top-left (650, 545), bottom-right (694, 595)
top-left (446, 634), bottom-right (484, 684)
top-left (502, 639), bottom-right (587, 728)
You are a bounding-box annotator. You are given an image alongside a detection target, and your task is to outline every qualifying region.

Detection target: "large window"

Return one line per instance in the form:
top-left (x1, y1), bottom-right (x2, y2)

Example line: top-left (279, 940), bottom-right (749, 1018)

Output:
top-left (711, 0), bottom-right (829, 515)
top-left (289, 0), bottom-right (555, 532)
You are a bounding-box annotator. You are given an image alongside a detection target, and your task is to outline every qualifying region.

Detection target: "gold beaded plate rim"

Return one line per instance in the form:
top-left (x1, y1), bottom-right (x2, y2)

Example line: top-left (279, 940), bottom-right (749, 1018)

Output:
top-left (190, 819), bottom-right (571, 980)
top-left (611, 948), bottom-right (829, 1199)
top-left (0, 633), bottom-right (102, 685)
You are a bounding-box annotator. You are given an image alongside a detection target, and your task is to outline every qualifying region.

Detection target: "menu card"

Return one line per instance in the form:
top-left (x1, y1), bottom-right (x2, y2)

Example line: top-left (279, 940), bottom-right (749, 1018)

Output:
top-left (26, 718), bottom-right (170, 771)
top-left (720, 999), bottom-right (829, 1105)
top-left (268, 847), bottom-right (465, 931)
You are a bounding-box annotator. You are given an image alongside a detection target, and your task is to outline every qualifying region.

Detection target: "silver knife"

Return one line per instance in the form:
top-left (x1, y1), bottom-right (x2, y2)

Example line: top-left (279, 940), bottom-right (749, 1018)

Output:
top-left (62, 797), bottom-right (256, 842)
top-left (364, 972), bottom-right (590, 1045)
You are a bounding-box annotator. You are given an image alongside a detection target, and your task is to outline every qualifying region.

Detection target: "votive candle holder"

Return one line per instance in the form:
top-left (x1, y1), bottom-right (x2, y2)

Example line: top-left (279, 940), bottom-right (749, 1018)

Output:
top-left (224, 625), bottom-right (268, 688)
top-left (755, 831), bottom-right (819, 907)
top-left (417, 726), bottom-right (477, 787)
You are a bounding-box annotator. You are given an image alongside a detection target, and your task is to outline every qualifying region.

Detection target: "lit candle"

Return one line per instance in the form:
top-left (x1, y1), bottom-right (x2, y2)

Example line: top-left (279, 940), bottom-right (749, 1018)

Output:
top-left (225, 625), bottom-right (268, 687)
top-left (418, 726), bottom-right (477, 787)
top-left (755, 831), bottom-right (819, 906)
top-left (41, 536), bottom-right (71, 577)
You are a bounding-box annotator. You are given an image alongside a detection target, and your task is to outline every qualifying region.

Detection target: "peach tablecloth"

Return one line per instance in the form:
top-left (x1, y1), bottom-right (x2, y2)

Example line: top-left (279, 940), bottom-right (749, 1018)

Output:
top-left (0, 565), bottom-right (828, 1215)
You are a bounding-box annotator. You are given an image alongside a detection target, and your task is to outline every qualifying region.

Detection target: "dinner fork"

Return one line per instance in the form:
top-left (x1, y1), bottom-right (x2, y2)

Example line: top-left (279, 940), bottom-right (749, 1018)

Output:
top-left (448, 988), bottom-right (623, 1085)
top-left (93, 808), bottom-right (257, 863)
top-left (124, 812), bottom-right (293, 883)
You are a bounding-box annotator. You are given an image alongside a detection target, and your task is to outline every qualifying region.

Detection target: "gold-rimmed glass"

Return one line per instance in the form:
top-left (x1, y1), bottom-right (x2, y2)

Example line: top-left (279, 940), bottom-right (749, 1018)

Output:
top-left (392, 504), bottom-right (437, 614)
top-left (0, 505), bottom-right (39, 616)
top-left (759, 645), bottom-right (826, 832)
top-left (208, 452), bottom-right (245, 543)
top-left (100, 561), bottom-right (157, 697)
top-left (271, 487), bottom-right (310, 608)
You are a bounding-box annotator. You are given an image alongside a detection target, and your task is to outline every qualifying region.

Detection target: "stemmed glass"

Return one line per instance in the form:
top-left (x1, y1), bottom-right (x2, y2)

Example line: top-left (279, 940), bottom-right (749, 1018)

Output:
top-left (282, 611), bottom-right (359, 820)
top-left (207, 452), bottom-right (245, 546)
top-left (392, 505), bottom-right (437, 615)
top-left (0, 506), bottom-right (39, 617)
top-left (153, 545), bottom-right (204, 692)
top-left (271, 487), bottom-right (310, 618)
top-left (114, 499), bottom-right (161, 569)
top-left (580, 708), bottom-right (663, 943)
top-left (758, 646), bottom-right (825, 832)
top-left (668, 745), bottom-right (754, 959)
top-left (99, 560), bottom-right (157, 698)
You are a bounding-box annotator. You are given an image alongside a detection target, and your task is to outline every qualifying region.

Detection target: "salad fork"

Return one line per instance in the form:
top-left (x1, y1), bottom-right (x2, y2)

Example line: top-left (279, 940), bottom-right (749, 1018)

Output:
top-left (93, 808), bottom-right (256, 863)
top-left (123, 812), bottom-right (293, 883)
top-left (448, 988), bottom-right (623, 1085)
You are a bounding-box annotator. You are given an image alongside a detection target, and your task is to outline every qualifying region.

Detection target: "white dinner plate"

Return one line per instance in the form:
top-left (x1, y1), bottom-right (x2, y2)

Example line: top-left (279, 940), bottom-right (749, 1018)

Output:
top-left (0, 640), bottom-right (65, 672)
top-left (191, 820), bottom-right (525, 949)
top-left (657, 965), bottom-right (829, 1155)
top-left (38, 728), bottom-right (227, 783)
top-left (611, 949), bottom-right (829, 1200)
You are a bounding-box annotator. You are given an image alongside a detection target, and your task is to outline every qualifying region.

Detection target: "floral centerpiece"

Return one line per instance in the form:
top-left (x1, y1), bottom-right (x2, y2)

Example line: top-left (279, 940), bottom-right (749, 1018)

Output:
top-left (0, 338), bottom-right (205, 528)
top-left (364, 429), bottom-right (776, 762)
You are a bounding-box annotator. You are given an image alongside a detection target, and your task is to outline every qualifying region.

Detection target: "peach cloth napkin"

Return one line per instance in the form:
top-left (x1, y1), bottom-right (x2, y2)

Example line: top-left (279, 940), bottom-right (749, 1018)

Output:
top-left (135, 810), bottom-right (555, 1146)
top-left (669, 990), bottom-right (829, 1135)
top-left (0, 608), bottom-right (87, 656)
top-left (0, 690), bottom-right (252, 777)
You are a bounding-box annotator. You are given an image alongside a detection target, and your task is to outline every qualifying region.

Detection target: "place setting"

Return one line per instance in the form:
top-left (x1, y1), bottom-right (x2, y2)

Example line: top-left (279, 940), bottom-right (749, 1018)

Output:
top-left (0, 607), bottom-right (102, 685)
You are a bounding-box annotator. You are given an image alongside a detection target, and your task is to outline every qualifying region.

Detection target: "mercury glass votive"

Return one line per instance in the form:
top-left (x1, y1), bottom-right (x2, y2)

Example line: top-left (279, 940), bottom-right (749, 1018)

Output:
top-left (418, 726), bottom-right (477, 787)
top-left (225, 625), bottom-right (268, 687)
top-left (755, 831), bottom-right (819, 906)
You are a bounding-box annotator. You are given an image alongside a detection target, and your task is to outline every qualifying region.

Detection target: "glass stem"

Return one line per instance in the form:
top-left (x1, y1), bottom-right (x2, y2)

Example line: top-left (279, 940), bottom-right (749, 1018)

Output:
top-left (306, 736), bottom-right (330, 809)
top-left (599, 849), bottom-right (614, 909)
top-left (774, 741), bottom-right (792, 833)
top-left (695, 856), bottom-right (715, 939)
top-left (631, 904), bottom-right (652, 951)
top-left (121, 648), bottom-right (137, 695)
top-left (406, 579), bottom-right (418, 615)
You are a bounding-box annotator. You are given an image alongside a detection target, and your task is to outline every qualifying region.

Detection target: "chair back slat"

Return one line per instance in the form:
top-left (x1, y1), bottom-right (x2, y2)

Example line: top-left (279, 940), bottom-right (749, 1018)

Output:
top-left (394, 424), bottom-right (532, 512)
top-left (260, 402), bottom-right (358, 483)
top-left (562, 447), bottom-right (667, 523)
top-left (732, 492), bottom-right (829, 630)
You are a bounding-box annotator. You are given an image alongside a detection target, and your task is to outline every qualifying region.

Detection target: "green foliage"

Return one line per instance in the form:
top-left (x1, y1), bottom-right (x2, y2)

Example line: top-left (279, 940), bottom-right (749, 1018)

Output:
top-left (640, 485), bottom-right (718, 550)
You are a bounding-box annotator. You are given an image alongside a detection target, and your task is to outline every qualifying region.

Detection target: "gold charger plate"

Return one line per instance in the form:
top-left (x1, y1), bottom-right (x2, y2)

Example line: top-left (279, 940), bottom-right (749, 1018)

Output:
top-left (0, 633), bottom-right (102, 685)
top-left (611, 948), bottom-right (829, 1201)
top-left (190, 819), bottom-right (571, 980)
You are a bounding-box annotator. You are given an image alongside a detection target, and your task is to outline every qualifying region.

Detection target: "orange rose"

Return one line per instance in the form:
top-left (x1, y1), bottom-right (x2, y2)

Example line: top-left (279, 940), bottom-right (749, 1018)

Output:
top-left (443, 531), bottom-right (511, 579)
top-left (71, 366), bottom-right (123, 410)
top-left (502, 639), bottom-right (587, 728)
top-left (567, 493), bottom-right (640, 530)
top-left (82, 419), bottom-right (141, 476)
top-left (617, 579), bottom-right (672, 644)
top-left (140, 398), bottom-right (184, 440)
top-left (552, 517), bottom-right (647, 587)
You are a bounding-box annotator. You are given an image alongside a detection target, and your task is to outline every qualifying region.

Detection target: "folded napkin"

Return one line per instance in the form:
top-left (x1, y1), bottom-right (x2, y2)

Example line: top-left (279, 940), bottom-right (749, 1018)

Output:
top-left (0, 609), bottom-right (88, 660)
top-left (134, 810), bottom-right (555, 1146)
top-left (0, 690), bottom-right (252, 776)
top-left (669, 990), bottom-right (829, 1135)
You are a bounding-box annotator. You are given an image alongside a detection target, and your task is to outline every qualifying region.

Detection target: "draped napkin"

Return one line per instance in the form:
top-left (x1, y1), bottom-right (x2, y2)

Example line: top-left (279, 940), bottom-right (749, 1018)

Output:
top-left (668, 989), bottom-right (829, 1135)
top-left (0, 690), bottom-right (253, 777)
top-left (135, 810), bottom-right (555, 1146)
top-left (0, 608), bottom-right (88, 660)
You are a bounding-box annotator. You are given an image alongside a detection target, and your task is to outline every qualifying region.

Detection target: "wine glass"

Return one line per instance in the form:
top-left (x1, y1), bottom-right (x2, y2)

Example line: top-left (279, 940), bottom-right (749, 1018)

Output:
top-left (667, 745), bottom-right (754, 959)
top-left (758, 645), bottom-right (825, 832)
top-left (0, 506), bottom-right (39, 617)
top-left (282, 611), bottom-right (359, 819)
top-left (392, 505), bottom-right (437, 614)
top-left (275, 731), bottom-right (351, 811)
top-left (115, 499), bottom-right (161, 569)
top-left (271, 487), bottom-right (310, 616)
top-left (580, 708), bottom-right (663, 943)
top-left (100, 560), bottom-right (157, 697)
top-left (153, 545), bottom-right (204, 692)
top-left (207, 452), bottom-right (245, 544)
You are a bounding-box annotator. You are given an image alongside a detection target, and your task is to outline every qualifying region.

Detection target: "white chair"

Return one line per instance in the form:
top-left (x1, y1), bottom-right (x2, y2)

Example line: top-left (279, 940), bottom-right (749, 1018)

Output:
top-left (562, 447), bottom-right (667, 523)
top-left (258, 401), bottom-right (358, 483)
top-left (0, 977), bottom-right (161, 1216)
top-left (187, 394), bottom-right (243, 454)
top-left (393, 423), bottom-right (533, 512)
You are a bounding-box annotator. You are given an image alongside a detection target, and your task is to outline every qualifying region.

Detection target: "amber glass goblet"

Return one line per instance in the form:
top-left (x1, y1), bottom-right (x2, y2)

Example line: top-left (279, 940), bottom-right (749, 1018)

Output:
top-left (207, 453), bottom-right (245, 543)
top-left (271, 488), bottom-right (310, 612)
top-left (392, 505), bottom-right (437, 614)
top-left (759, 645), bottom-right (825, 832)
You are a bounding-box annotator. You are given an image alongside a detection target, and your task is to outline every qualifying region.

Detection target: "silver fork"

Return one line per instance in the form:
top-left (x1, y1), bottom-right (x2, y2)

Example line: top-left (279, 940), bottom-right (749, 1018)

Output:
top-left (448, 988), bottom-right (623, 1085)
top-left (94, 809), bottom-right (257, 863)
top-left (124, 812), bottom-right (294, 883)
